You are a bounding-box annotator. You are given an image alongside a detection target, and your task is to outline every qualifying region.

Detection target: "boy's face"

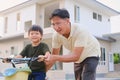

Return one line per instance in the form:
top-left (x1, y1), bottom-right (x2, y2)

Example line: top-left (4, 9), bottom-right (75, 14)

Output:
top-left (28, 31), bottom-right (42, 43)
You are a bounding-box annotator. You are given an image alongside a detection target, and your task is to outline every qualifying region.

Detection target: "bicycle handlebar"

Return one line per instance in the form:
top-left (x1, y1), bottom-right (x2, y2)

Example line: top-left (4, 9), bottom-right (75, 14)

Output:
top-left (0, 57), bottom-right (39, 68)
top-left (0, 57), bottom-right (39, 63)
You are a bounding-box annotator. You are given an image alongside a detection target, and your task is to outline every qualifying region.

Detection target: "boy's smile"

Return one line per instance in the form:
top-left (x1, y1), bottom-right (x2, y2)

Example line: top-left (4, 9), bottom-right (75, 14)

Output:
top-left (29, 31), bottom-right (42, 45)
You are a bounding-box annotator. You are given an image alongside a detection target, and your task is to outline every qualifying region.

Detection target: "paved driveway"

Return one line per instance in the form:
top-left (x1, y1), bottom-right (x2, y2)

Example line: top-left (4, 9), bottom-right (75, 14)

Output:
top-left (96, 78), bottom-right (120, 80)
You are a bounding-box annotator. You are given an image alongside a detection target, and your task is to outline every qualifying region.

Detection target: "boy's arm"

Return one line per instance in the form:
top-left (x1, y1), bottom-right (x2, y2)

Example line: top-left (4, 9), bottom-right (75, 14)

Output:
top-left (15, 55), bottom-right (23, 58)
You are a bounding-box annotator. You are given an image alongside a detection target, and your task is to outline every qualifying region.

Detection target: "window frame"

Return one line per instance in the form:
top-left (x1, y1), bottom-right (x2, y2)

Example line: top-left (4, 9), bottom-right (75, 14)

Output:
top-left (74, 5), bottom-right (80, 22)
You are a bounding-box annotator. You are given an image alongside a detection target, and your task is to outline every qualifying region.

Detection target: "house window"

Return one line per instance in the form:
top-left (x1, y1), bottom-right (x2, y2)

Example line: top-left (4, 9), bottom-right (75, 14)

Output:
top-left (98, 14), bottom-right (102, 21)
top-left (11, 46), bottom-right (18, 55)
top-left (93, 12), bottom-right (102, 22)
top-left (108, 19), bottom-right (110, 22)
top-left (16, 13), bottom-right (21, 31)
top-left (4, 17), bottom-right (8, 33)
top-left (74, 5), bottom-right (80, 22)
top-left (93, 12), bottom-right (97, 19)
top-left (11, 46), bottom-right (14, 55)
top-left (100, 47), bottom-right (106, 65)
top-left (24, 20), bottom-right (32, 32)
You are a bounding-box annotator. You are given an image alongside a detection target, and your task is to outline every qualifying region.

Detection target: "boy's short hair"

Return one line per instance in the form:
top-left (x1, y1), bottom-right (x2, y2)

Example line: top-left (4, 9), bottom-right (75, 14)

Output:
top-left (28, 25), bottom-right (43, 35)
top-left (50, 8), bottom-right (70, 19)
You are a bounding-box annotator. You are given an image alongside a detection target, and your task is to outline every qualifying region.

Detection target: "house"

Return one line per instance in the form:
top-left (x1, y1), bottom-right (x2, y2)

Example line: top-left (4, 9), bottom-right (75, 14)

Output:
top-left (0, 0), bottom-right (119, 78)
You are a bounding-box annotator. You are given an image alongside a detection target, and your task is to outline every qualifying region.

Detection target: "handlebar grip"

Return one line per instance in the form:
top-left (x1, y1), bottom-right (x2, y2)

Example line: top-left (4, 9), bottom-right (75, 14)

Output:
top-left (0, 58), bottom-right (12, 63)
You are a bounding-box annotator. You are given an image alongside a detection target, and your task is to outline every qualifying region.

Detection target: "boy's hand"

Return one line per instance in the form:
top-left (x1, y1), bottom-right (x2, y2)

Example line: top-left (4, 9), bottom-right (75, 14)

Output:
top-left (2, 58), bottom-right (11, 63)
top-left (38, 55), bottom-right (45, 62)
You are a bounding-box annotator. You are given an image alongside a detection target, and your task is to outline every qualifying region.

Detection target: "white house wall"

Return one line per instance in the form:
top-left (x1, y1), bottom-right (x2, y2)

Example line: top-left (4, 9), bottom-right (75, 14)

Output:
top-left (1, 4), bottom-right (37, 37)
top-left (80, 7), bottom-right (111, 36)
top-left (0, 38), bottom-right (24, 55)
top-left (4, 12), bottom-right (19, 36)
top-left (20, 4), bottom-right (36, 29)
top-left (111, 40), bottom-right (120, 53)
top-left (37, 1), bottom-right (59, 28)
top-left (35, 3), bottom-right (41, 26)
top-left (0, 38), bottom-right (24, 73)
top-left (0, 17), bottom-right (4, 36)
top-left (61, 0), bottom-right (111, 37)
top-left (97, 40), bottom-right (111, 73)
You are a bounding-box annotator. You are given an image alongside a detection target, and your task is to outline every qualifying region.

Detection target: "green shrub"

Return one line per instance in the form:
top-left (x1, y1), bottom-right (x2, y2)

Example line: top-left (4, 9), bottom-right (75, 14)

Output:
top-left (114, 53), bottom-right (120, 64)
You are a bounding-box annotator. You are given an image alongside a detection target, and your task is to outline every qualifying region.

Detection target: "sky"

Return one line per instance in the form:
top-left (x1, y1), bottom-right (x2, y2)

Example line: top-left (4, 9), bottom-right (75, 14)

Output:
top-left (0, 0), bottom-right (120, 33)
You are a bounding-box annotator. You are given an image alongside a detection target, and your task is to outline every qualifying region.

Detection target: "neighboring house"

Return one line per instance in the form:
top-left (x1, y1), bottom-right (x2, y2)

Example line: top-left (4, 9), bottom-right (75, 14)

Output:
top-left (0, 0), bottom-right (119, 77)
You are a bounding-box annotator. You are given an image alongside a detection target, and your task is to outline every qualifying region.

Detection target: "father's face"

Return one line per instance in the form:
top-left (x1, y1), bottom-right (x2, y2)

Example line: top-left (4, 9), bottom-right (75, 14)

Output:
top-left (51, 16), bottom-right (69, 35)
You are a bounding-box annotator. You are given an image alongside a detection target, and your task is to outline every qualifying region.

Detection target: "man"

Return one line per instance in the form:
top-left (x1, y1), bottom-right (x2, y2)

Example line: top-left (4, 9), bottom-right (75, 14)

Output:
top-left (46, 9), bottom-right (101, 80)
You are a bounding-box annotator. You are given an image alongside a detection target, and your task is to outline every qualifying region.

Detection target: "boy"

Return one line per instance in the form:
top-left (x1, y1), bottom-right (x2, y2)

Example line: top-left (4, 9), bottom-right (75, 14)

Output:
top-left (6, 25), bottom-right (50, 80)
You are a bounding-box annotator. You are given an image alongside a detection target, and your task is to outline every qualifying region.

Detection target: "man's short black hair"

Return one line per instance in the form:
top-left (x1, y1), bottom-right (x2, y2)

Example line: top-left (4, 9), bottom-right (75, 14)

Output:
top-left (28, 25), bottom-right (43, 35)
top-left (50, 8), bottom-right (70, 19)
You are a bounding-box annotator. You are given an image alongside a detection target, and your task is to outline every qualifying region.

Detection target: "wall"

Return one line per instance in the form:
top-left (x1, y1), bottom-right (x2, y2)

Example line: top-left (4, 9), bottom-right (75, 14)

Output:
top-left (60, 0), bottom-right (111, 37)
top-left (97, 39), bottom-right (111, 73)
top-left (79, 6), bottom-right (111, 36)
top-left (20, 4), bottom-right (36, 30)
top-left (111, 40), bottom-right (120, 53)
top-left (0, 37), bottom-right (24, 56)
top-left (1, 4), bottom-right (36, 37)
top-left (0, 37), bottom-right (24, 73)
top-left (0, 17), bottom-right (4, 36)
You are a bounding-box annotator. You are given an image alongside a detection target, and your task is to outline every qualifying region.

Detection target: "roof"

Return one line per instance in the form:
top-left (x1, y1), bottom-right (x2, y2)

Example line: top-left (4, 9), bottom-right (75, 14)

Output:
top-left (0, 33), bottom-right (24, 41)
top-left (0, 0), bottom-right (52, 16)
top-left (0, 0), bottom-right (119, 16)
top-left (96, 36), bottom-right (116, 42)
top-left (103, 32), bottom-right (120, 41)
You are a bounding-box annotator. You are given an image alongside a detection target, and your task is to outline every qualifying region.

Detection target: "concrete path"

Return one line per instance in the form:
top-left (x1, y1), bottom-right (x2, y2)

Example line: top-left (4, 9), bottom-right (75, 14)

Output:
top-left (96, 78), bottom-right (120, 80)
top-left (0, 77), bottom-right (120, 80)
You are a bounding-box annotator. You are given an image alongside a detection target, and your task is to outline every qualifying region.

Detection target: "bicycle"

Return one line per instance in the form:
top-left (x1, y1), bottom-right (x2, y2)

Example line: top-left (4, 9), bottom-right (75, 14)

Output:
top-left (0, 57), bottom-right (39, 80)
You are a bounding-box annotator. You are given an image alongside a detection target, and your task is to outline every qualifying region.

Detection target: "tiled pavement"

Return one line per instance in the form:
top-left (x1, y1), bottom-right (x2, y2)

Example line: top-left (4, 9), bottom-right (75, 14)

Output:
top-left (0, 77), bottom-right (120, 80)
top-left (96, 78), bottom-right (120, 80)
top-left (0, 72), bottom-right (120, 80)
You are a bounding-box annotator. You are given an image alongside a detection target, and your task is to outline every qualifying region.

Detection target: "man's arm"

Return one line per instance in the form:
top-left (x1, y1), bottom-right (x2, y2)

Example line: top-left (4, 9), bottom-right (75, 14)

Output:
top-left (51, 47), bottom-right (84, 62)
